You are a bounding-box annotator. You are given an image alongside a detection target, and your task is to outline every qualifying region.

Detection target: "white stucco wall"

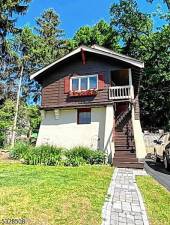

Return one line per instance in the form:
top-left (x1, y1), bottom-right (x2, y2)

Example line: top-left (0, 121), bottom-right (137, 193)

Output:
top-left (104, 105), bottom-right (114, 162)
top-left (131, 106), bottom-right (147, 160)
top-left (36, 107), bottom-right (106, 150)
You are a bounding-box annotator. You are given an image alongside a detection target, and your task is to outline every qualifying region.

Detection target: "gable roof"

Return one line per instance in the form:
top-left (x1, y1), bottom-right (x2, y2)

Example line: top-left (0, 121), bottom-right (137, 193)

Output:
top-left (30, 45), bottom-right (144, 80)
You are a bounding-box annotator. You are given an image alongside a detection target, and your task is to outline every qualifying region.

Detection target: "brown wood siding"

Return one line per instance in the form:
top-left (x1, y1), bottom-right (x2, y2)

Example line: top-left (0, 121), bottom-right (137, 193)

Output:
top-left (40, 53), bottom-right (142, 110)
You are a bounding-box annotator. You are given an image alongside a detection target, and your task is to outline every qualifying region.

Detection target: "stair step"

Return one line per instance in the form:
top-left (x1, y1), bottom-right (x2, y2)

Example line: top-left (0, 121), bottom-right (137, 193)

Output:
top-left (114, 111), bottom-right (138, 168)
top-left (115, 144), bottom-right (134, 147)
top-left (115, 146), bottom-right (135, 151)
top-left (115, 144), bottom-right (135, 147)
top-left (115, 131), bottom-right (133, 135)
top-left (114, 151), bottom-right (136, 157)
top-left (114, 140), bottom-right (134, 143)
top-left (116, 127), bottom-right (132, 131)
top-left (115, 140), bottom-right (134, 143)
top-left (115, 137), bottom-right (129, 140)
top-left (115, 134), bottom-right (127, 138)
top-left (113, 157), bottom-right (138, 163)
top-left (113, 161), bottom-right (144, 169)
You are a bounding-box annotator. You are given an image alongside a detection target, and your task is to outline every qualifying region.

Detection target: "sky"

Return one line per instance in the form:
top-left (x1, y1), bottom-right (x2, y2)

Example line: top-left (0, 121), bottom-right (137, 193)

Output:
top-left (17, 0), bottom-right (168, 39)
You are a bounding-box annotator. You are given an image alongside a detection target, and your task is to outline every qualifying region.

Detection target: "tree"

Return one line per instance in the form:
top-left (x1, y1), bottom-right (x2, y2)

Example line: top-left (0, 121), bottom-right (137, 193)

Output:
top-left (27, 105), bottom-right (41, 140)
top-left (0, 0), bottom-right (32, 106)
top-left (9, 8), bottom-right (67, 145)
top-left (0, 99), bottom-right (15, 146)
top-left (139, 25), bottom-right (170, 129)
top-left (0, 0), bottom-right (31, 65)
top-left (3, 27), bottom-right (41, 101)
top-left (68, 20), bottom-right (120, 51)
top-left (9, 26), bottom-right (42, 146)
top-left (0, 99), bottom-right (41, 147)
top-left (35, 8), bottom-right (66, 65)
top-left (110, 0), bottom-right (152, 56)
top-left (110, 0), bottom-right (170, 129)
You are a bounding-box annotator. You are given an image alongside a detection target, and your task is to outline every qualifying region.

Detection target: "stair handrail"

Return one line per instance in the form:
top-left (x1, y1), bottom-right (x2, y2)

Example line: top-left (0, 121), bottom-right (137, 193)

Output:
top-left (115, 107), bottom-right (131, 128)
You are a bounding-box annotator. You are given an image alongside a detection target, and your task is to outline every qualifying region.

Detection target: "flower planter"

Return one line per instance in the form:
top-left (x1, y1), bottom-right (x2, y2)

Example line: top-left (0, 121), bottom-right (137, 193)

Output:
top-left (69, 90), bottom-right (98, 97)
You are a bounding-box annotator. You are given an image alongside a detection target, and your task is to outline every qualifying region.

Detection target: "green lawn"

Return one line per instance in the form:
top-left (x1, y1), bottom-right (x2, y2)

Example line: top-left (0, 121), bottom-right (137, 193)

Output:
top-left (0, 163), bottom-right (113, 225)
top-left (136, 176), bottom-right (170, 225)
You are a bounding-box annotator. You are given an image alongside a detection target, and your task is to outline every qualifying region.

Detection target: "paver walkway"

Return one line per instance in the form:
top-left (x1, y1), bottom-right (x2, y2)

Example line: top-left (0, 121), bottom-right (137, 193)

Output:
top-left (102, 168), bottom-right (149, 225)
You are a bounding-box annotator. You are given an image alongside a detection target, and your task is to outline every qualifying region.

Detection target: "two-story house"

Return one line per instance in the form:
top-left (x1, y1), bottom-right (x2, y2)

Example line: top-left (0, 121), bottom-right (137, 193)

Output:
top-left (30, 45), bottom-right (146, 168)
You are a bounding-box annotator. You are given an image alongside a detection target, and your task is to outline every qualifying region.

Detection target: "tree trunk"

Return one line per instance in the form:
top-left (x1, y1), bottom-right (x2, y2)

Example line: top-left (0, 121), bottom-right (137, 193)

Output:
top-left (11, 65), bottom-right (24, 147)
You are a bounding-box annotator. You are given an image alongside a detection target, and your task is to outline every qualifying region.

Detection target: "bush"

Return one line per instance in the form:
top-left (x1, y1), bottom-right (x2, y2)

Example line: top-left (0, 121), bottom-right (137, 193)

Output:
top-left (88, 150), bottom-right (106, 165)
top-left (10, 142), bottom-right (30, 159)
top-left (10, 142), bottom-right (63, 166)
top-left (66, 146), bottom-right (106, 165)
top-left (64, 156), bottom-right (86, 167)
top-left (10, 143), bottom-right (106, 166)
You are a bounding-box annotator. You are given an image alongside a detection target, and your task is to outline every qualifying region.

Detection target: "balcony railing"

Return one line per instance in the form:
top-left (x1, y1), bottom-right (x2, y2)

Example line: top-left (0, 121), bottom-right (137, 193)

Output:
top-left (109, 85), bottom-right (134, 100)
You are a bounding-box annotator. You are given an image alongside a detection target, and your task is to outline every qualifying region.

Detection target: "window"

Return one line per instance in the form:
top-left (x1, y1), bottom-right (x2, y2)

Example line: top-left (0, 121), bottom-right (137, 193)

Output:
top-left (71, 75), bottom-right (98, 91)
top-left (89, 76), bottom-right (97, 89)
top-left (77, 109), bottom-right (91, 124)
top-left (72, 79), bottom-right (79, 91)
top-left (81, 77), bottom-right (88, 90)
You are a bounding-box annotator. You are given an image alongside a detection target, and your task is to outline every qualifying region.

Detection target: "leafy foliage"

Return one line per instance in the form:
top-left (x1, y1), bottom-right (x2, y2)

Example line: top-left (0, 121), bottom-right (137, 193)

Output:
top-left (0, 99), bottom-right (15, 146)
top-left (35, 8), bottom-right (67, 65)
top-left (27, 105), bottom-right (41, 133)
top-left (5, 27), bottom-right (43, 103)
top-left (0, 0), bottom-right (31, 63)
top-left (1, 9), bottom-right (67, 105)
top-left (0, 99), bottom-right (41, 146)
top-left (10, 142), bottom-right (63, 166)
top-left (110, 0), bottom-right (170, 129)
top-left (68, 20), bottom-right (120, 51)
top-left (110, 0), bottom-right (152, 56)
top-left (10, 144), bottom-right (106, 166)
top-left (139, 25), bottom-right (170, 129)
top-left (66, 146), bottom-right (106, 165)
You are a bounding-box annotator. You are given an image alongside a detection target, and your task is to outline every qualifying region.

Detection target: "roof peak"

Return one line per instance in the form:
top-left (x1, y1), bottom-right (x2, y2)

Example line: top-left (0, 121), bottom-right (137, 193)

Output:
top-left (30, 45), bottom-right (144, 80)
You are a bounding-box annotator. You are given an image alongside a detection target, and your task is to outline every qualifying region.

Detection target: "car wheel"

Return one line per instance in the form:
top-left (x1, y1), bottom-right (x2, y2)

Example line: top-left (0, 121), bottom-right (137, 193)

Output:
top-left (156, 156), bottom-right (161, 163)
top-left (154, 149), bottom-right (161, 163)
top-left (163, 155), bottom-right (170, 171)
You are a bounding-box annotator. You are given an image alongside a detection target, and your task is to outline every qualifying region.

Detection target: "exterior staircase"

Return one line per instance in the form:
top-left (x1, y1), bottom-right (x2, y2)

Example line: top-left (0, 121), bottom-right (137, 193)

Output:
top-left (113, 108), bottom-right (144, 169)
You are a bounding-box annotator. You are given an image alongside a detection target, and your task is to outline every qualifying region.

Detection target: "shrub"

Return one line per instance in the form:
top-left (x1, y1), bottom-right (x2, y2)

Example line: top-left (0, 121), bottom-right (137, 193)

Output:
top-left (10, 142), bottom-right (63, 166)
top-left (64, 156), bottom-right (86, 167)
top-left (10, 144), bottom-right (106, 166)
top-left (25, 145), bottom-right (63, 166)
top-left (88, 150), bottom-right (106, 164)
top-left (10, 142), bottom-right (30, 159)
top-left (66, 146), bottom-right (106, 165)
top-left (65, 146), bottom-right (91, 160)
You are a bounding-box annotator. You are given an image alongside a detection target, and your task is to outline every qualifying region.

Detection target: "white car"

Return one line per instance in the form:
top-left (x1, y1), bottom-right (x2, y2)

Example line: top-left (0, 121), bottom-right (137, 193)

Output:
top-left (153, 133), bottom-right (170, 170)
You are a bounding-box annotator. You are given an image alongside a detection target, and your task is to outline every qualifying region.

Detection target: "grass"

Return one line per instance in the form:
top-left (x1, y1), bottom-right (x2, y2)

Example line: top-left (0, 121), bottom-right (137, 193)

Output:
top-left (136, 176), bottom-right (170, 225)
top-left (0, 163), bottom-right (113, 225)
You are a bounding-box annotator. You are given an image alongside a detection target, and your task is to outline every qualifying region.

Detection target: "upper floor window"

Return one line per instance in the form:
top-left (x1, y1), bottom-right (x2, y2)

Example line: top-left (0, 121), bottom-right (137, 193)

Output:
top-left (71, 75), bottom-right (98, 91)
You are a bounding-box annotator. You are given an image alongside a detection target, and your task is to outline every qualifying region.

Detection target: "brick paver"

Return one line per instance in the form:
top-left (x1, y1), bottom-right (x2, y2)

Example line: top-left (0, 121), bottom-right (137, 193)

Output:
top-left (102, 168), bottom-right (149, 225)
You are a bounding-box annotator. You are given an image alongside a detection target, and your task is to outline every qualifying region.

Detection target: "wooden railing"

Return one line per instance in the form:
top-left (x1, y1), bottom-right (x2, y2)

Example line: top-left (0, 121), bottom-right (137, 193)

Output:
top-left (109, 85), bottom-right (134, 100)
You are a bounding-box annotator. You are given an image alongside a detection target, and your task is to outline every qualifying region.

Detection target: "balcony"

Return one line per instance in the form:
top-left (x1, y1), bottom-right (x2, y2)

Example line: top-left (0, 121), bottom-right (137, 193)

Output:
top-left (109, 85), bottom-right (134, 100)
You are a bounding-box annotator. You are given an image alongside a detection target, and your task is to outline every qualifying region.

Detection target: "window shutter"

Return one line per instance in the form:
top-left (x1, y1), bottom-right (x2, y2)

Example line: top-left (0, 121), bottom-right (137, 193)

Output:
top-left (98, 73), bottom-right (105, 90)
top-left (64, 76), bottom-right (70, 93)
